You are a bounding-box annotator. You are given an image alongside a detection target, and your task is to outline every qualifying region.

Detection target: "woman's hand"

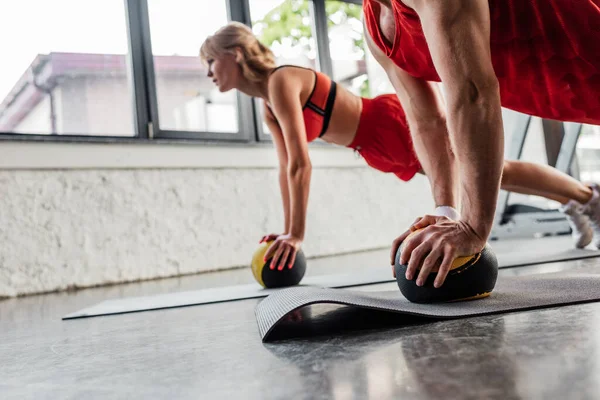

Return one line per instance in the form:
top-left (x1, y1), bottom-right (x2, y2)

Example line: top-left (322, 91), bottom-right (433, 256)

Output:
top-left (259, 233), bottom-right (282, 244)
top-left (263, 233), bottom-right (303, 271)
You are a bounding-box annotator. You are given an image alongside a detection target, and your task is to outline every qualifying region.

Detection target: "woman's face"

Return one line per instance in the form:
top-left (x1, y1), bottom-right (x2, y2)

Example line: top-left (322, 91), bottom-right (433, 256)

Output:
top-left (206, 52), bottom-right (243, 92)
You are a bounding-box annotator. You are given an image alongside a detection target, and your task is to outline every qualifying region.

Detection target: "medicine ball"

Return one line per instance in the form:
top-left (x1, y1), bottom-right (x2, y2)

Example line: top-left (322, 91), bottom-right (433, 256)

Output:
top-left (251, 241), bottom-right (307, 288)
top-left (394, 230), bottom-right (498, 303)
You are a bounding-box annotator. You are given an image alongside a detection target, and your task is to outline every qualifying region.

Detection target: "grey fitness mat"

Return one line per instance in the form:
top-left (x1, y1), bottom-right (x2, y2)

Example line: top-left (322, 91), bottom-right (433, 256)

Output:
top-left (255, 265), bottom-right (600, 341)
top-left (63, 238), bottom-right (600, 320)
top-left (62, 271), bottom-right (390, 320)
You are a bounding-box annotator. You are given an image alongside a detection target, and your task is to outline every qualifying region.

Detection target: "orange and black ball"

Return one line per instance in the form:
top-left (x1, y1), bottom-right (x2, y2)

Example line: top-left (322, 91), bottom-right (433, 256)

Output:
top-left (394, 230), bottom-right (499, 303)
top-left (251, 241), bottom-right (307, 288)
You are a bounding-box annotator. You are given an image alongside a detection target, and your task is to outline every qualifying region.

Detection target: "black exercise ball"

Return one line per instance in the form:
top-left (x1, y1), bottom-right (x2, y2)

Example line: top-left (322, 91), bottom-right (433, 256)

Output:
top-left (251, 241), bottom-right (307, 288)
top-left (394, 230), bottom-right (499, 303)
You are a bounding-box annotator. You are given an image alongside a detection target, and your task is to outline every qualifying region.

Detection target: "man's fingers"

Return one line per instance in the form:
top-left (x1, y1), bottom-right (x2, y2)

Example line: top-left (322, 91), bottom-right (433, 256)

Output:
top-left (416, 248), bottom-right (442, 286)
top-left (405, 242), bottom-right (431, 282)
top-left (390, 235), bottom-right (406, 265)
top-left (399, 228), bottom-right (426, 266)
top-left (434, 246), bottom-right (456, 288)
top-left (392, 216), bottom-right (430, 265)
top-left (412, 215), bottom-right (439, 230)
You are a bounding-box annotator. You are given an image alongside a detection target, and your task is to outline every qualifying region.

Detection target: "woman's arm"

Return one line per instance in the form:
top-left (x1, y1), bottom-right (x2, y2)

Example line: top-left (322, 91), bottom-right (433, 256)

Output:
top-left (263, 103), bottom-right (291, 234)
top-left (263, 70), bottom-right (312, 270)
top-left (267, 70), bottom-right (312, 241)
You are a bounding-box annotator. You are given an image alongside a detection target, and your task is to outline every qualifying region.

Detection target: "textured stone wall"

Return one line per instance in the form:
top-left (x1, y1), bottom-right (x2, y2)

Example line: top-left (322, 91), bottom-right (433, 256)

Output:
top-left (0, 167), bottom-right (433, 297)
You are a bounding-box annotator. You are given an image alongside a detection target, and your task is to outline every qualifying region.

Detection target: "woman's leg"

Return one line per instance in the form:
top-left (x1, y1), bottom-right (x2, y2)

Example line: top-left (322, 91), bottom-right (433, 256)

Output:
top-left (501, 184), bottom-right (570, 204)
top-left (500, 160), bottom-right (594, 248)
top-left (500, 160), bottom-right (592, 204)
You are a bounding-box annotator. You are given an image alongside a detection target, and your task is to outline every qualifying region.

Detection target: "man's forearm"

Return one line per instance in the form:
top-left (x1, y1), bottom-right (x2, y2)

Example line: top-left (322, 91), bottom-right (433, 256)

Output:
top-left (410, 118), bottom-right (458, 209)
top-left (404, 0), bottom-right (503, 241)
top-left (450, 84), bottom-right (504, 240)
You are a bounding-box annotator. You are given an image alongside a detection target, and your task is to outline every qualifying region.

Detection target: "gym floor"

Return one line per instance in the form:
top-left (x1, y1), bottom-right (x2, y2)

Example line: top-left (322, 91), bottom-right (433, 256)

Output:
top-left (2, 237), bottom-right (600, 399)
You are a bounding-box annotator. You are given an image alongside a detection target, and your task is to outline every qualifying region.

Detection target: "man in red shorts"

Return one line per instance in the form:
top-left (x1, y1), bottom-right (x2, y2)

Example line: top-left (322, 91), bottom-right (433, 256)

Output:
top-left (363, 0), bottom-right (600, 288)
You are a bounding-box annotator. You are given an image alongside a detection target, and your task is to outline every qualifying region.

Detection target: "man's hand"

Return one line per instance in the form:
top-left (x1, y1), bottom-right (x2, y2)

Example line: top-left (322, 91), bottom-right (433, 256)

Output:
top-left (390, 215), bottom-right (485, 288)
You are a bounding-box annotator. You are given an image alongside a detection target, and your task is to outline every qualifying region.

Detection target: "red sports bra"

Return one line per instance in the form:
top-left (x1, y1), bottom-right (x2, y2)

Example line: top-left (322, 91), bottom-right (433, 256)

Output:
top-left (266, 65), bottom-right (337, 142)
top-left (362, 0), bottom-right (600, 124)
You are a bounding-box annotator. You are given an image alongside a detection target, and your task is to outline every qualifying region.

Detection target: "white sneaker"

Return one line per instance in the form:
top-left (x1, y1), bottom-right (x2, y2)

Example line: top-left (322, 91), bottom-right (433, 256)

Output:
top-left (581, 183), bottom-right (600, 249)
top-left (560, 200), bottom-right (593, 249)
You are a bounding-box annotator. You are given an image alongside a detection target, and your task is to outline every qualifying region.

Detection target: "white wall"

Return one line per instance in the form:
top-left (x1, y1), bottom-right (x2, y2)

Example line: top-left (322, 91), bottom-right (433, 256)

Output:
top-left (82, 77), bottom-right (135, 136)
top-left (13, 95), bottom-right (53, 134)
top-left (3, 109), bottom-right (588, 298)
top-left (0, 142), bottom-right (433, 297)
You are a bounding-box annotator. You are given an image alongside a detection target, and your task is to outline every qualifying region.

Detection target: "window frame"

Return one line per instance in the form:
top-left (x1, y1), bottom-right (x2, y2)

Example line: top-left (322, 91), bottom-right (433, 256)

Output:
top-left (0, 0), bottom-right (361, 144)
top-left (252, 0), bottom-right (338, 143)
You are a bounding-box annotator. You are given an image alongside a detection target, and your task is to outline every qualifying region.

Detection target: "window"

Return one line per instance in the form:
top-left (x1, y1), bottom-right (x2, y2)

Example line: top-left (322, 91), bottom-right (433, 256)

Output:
top-left (501, 113), bottom-right (589, 211)
top-left (576, 125), bottom-right (600, 182)
top-left (250, 0), bottom-right (317, 137)
top-left (504, 115), bottom-right (558, 209)
top-left (147, 0), bottom-right (239, 135)
top-left (0, 0), bottom-right (396, 142)
top-left (251, 0), bottom-right (317, 68)
top-left (0, 0), bottom-right (135, 136)
top-left (326, 1), bottom-right (366, 96)
top-left (326, 0), bottom-right (394, 98)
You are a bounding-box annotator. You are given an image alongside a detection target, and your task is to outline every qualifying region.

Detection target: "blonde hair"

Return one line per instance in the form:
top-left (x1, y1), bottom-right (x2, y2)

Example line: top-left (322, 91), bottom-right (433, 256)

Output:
top-left (200, 22), bottom-right (277, 83)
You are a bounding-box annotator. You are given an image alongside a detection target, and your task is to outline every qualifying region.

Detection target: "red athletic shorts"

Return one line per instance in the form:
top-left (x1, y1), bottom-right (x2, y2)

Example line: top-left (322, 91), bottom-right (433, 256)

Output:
top-left (347, 94), bottom-right (422, 181)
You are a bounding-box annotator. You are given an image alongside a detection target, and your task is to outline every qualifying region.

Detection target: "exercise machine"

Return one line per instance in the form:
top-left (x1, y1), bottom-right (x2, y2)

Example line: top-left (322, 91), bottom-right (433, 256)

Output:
top-left (490, 114), bottom-right (583, 240)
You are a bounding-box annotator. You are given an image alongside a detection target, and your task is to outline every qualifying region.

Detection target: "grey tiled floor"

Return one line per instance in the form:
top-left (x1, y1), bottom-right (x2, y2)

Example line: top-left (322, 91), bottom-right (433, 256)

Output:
top-left (2, 236), bottom-right (600, 399)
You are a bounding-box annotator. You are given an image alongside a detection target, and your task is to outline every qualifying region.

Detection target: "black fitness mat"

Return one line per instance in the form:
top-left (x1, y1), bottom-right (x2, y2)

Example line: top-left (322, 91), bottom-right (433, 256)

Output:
top-left (255, 265), bottom-right (600, 341)
top-left (63, 238), bottom-right (600, 320)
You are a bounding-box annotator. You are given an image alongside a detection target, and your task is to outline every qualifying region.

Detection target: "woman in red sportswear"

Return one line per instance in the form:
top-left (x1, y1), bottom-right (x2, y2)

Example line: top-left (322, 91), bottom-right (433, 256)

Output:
top-left (363, 0), bottom-right (600, 287)
top-left (201, 22), bottom-right (599, 272)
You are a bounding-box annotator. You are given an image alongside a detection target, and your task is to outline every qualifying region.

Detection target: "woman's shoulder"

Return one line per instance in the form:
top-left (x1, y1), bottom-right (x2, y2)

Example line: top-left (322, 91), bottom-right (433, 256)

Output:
top-left (267, 65), bottom-right (313, 98)
top-left (269, 64), bottom-right (317, 85)
top-left (270, 64), bottom-right (316, 76)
